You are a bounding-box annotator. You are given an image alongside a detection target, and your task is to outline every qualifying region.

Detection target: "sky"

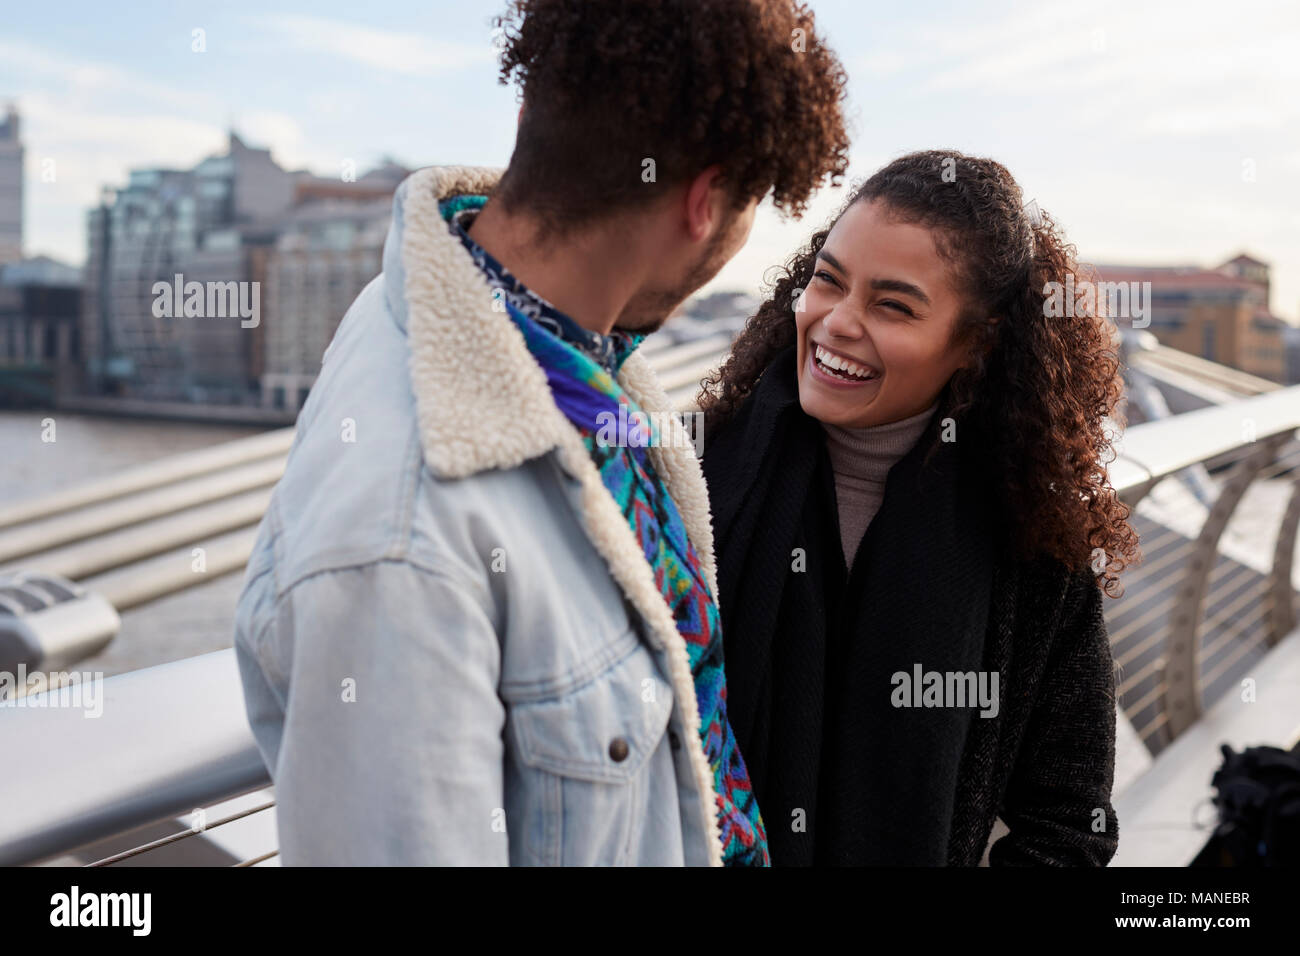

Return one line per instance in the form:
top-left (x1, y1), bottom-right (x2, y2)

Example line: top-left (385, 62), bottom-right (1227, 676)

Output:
top-left (4, 0), bottom-right (1299, 323)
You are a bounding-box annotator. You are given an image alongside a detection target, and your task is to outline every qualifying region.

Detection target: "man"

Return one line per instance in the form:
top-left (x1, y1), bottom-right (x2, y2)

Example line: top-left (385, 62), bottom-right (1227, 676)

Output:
top-left (233, 0), bottom-right (849, 865)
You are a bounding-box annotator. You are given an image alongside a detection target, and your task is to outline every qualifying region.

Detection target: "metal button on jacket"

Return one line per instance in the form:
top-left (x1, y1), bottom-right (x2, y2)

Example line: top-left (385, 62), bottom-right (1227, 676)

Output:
top-left (608, 737), bottom-right (630, 762)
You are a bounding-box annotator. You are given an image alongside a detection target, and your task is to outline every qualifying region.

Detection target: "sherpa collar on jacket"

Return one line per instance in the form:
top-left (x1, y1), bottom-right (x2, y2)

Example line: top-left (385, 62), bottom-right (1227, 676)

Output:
top-left (386, 164), bottom-right (726, 865)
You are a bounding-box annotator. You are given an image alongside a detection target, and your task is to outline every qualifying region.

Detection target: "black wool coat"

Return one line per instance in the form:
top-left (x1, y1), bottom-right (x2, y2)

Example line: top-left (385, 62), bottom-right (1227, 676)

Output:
top-left (701, 348), bottom-right (1120, 866)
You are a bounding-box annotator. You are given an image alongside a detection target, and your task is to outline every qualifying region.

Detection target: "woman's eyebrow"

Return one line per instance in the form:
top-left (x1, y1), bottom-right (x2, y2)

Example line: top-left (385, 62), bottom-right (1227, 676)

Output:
top-left (818, 249), bottom-right (850, 276)
top-left (871, 278), bottom-right (931, 306)
top-left (818, 249), bottom-right (932, 306)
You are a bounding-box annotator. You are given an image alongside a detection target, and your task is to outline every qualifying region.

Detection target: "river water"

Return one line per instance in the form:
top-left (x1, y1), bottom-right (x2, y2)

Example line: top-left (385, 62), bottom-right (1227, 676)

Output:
top-left (1, 409), bottom-right (264, 677)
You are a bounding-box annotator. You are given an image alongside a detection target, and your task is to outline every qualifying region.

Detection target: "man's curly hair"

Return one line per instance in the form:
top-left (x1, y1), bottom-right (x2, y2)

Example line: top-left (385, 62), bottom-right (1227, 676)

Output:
top-left (490, 0), bottom-right (850, 234)
top-left (697, 150), bottom-right (1142, 599)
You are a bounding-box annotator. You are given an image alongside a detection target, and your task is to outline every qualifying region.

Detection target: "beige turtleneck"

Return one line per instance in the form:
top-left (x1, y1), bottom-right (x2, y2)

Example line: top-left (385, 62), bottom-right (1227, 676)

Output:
top-left (820, 399), bottom-right (940, 570)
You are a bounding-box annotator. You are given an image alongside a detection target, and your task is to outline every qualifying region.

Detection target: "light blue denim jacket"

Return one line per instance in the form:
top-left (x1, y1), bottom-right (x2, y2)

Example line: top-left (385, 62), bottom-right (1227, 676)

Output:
top-left (233, 166), bottom-right (726, 865)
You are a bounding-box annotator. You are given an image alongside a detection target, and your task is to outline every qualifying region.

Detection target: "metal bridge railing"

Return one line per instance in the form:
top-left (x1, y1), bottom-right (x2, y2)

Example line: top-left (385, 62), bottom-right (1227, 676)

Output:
top-left (0, 649), bottom-right (272, 866)
top-left (1107, 385), bottom-right (1300, 752)
top-left (0, 338), bottom-right (728, 677)
top-left (1, 359), bottom-right (1298, 864)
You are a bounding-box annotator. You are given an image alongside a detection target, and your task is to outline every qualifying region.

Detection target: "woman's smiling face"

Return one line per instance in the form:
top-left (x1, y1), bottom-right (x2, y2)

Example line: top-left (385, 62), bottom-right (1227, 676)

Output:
top-left (795, 198), bottom-right (973, 428)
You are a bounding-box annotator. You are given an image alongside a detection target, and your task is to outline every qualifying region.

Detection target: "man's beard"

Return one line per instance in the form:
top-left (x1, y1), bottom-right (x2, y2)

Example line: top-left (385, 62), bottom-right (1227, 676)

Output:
top-left (613, 221), bottom-right (735, 335)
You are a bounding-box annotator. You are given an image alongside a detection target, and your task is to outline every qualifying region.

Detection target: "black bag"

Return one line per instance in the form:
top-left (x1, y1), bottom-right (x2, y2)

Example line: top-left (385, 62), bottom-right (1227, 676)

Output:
top-left (1190, 742), bottom-right (1300, 867)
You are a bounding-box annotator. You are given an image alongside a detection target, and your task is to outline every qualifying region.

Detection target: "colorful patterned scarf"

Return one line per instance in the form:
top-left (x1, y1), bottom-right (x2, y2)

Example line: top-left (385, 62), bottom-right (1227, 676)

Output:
top-left (439, 196), bottom-right (770, 866)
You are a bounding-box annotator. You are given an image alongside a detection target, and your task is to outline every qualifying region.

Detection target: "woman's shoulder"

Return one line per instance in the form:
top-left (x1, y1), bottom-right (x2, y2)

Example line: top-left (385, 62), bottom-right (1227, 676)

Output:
top-left (999, 546), bottom-right (1100, 618)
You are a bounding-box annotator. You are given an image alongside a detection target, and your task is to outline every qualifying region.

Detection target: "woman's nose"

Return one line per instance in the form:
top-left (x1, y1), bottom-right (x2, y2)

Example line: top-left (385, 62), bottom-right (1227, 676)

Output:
top-left (821, 302), bottom-right (865, 340)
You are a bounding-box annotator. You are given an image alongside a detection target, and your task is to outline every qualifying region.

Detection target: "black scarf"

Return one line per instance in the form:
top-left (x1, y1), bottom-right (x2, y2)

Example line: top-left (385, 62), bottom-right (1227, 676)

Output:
top-left (703, 346), bottom-right (998, 865)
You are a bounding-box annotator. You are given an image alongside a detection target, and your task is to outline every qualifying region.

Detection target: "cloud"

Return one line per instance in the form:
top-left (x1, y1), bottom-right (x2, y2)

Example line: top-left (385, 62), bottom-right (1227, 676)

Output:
top-left (1144, 104), bottom-right (1289, 136)
top-left (251, 14), bottom-right (496, 77)
top-left (851, 51), bottom-right (909, 77)
top-left (0, 39), bottom-right (224, 114)
top-left (864, 0), bottom-right (1300, 136)
top-left (2, 41), bottom-right (302, 265)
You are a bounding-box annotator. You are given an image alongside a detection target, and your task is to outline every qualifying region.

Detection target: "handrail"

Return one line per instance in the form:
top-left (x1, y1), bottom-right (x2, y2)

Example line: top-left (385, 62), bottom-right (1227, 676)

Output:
top-left (0, 429), bottom-right (295, 531)
top-left (0, 459), bottom-right (284, 564)
top-left (0, 649), bottom-right (270, 865)
top-left (1107, 384), bottom-right (1300, 500)
top-left (1137, 344), bottom-right (1285, 397)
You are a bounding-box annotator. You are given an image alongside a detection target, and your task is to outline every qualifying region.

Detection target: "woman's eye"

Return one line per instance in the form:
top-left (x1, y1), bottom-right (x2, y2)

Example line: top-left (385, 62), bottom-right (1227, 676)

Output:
top-left (881, 300), bottom-right (914, 317)
top-left (812, 270), bottom-right (840, 288)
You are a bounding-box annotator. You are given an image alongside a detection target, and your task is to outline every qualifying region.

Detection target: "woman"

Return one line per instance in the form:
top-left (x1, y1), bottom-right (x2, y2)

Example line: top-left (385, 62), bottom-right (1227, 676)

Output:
top-left (697, 149), bottom-right (1141, 866)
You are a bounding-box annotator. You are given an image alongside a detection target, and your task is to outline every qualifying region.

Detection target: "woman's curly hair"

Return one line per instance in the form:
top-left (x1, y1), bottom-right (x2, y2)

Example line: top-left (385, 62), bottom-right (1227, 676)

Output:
top-left (490, 0), bottom-right (850, 235)
top-left (697, 149), bottom-right (1141, 598)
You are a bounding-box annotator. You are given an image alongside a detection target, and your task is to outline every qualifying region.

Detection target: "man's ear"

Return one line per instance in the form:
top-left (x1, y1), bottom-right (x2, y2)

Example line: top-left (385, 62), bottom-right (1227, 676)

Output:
top-left (683, 165), bottom-right (725, 243)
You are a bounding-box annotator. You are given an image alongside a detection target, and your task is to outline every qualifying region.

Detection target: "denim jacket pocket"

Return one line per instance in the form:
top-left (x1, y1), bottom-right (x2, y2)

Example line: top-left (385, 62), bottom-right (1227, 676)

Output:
top-left (505, 636), bottom-right (675, 864)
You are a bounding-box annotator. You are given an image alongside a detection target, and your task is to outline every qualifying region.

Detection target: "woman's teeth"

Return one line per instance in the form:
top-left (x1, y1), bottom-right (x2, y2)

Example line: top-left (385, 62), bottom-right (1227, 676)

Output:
top-left (814, 344), bottom-right (879, 382)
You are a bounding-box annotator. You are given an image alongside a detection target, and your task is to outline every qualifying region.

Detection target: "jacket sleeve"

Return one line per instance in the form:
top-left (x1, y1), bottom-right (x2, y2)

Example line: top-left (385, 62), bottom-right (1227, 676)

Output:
top-left (989, 568), bottom-right (1120, 866)
top-left (249, 558), bottom-right (509, 865)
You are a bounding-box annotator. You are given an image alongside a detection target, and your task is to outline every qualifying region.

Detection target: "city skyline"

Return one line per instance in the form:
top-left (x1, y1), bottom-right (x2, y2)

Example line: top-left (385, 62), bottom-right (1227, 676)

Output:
top-left (3, 0), bottom-right (1298, 324)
